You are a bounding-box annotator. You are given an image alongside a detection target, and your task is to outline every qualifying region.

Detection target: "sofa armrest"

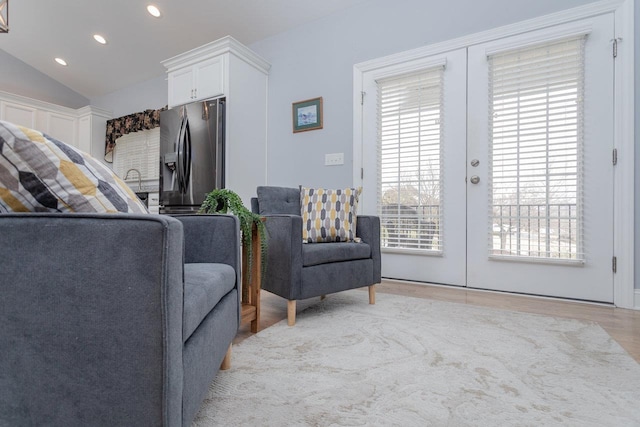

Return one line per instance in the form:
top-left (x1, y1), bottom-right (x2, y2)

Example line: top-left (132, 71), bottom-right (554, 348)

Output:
top-left (261, 214), bottom-right (304, 300)
top-left (0, 213), bottom-right (185, 426)
top-left (356, 215), bottom-right (382, 283)
top-left (171, 214), bottom-right (240, 270)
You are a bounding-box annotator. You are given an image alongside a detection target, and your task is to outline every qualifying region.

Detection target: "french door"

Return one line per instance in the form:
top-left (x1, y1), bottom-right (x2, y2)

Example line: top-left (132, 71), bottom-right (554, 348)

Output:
top-left (360, 15), bottom-right (615, 302)
top-left (467, 15), bottom-right (614, 301)
top-left (360, 49), bottom-right (467, 286)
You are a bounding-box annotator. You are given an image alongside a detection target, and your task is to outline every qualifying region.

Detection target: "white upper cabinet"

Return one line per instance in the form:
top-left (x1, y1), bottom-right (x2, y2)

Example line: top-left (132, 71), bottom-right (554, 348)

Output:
top-left (194, 57), bottom-right (224, 102)
top-left (168, 67), bottom-right (194, 107)
top-left (167, 57), bottom-right (224, 107)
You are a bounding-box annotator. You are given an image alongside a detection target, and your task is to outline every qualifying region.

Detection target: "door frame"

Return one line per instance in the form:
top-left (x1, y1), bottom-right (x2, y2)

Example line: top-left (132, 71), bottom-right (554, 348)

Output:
top-left (352, 0), bottom-right (635, 309)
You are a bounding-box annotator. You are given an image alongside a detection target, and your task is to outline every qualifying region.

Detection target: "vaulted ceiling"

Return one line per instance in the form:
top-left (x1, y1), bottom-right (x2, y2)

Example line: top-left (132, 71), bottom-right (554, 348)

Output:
top-left (0, 0), bottom-right (367, 98)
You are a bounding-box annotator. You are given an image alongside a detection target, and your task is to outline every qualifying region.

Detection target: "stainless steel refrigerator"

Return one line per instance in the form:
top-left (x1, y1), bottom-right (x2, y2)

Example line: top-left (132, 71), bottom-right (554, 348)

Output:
top-left (159, 98), bottom-right (225, 214)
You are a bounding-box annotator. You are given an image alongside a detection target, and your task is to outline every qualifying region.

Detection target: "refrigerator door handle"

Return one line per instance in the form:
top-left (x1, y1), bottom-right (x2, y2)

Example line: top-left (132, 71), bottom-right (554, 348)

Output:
top-left (176, 114), bottom-right (187, 193)
top-left (183, 118), bottom-right (192, 194)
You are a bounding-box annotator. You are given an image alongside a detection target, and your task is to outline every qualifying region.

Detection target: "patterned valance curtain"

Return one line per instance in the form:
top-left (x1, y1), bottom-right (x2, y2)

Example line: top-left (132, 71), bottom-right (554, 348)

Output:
top-left (104, 108), bottom-right (165, 162)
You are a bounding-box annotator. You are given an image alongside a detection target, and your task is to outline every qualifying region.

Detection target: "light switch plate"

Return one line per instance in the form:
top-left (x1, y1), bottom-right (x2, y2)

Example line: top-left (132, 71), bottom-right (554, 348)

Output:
top-left (325, 152), bottom-right (344, 166)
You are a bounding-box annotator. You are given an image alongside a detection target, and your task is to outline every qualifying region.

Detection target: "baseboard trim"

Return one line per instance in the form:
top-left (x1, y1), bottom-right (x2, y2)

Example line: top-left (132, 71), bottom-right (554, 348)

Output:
top-left (382, 278), bottom-right (614, 307)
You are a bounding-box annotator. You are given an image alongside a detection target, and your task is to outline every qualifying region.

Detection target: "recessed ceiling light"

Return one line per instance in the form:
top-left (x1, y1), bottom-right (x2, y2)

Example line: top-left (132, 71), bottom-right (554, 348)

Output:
top-left (54, 57), bottom-right (68, 66)
top-left (146, 5), bottom-right (161, 18)
top-left (93, 34), bottom-right (107, 45)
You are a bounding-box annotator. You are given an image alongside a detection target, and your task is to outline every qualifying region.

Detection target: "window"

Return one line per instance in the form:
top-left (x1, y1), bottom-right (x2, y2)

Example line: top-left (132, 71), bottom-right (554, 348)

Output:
top-left (377, 66), bottom-right (444, 252)
top-left (112, 127), bottom-right (160, 183)
top-left (488, 36), bottom-right (585, 260)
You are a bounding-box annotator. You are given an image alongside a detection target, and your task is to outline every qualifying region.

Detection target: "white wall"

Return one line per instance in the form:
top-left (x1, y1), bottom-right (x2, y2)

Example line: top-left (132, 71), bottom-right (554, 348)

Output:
top-left (248, 0), bottom-right (599, 189)
top-left (90, 75), bottom-right (167, 118)
top-left (0, 49), bottom-right (89, 109)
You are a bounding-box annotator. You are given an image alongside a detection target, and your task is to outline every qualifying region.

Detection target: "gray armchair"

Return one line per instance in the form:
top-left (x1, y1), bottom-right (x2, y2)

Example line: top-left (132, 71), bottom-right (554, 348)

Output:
top-left (0, 213), bottom-right (240, 426)
top-left (252, 186), bottom-right (381, 326)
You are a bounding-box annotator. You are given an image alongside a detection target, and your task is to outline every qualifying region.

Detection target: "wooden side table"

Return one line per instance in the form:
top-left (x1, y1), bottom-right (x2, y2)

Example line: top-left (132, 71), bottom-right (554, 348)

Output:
top-left (240, 219), bottom-right (263, 333)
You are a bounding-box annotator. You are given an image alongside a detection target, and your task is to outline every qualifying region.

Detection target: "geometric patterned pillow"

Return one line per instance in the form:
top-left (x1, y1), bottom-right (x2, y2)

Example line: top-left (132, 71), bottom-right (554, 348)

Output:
top-left (300, 186), bottom-right (361, 243)
top-left (0, 120), bottom-right (148, 214)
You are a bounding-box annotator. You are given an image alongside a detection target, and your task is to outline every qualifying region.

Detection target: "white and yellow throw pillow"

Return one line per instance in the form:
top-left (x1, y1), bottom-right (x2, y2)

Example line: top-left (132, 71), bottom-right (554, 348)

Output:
top-left (301, 187), bottom-right (361, 243)
top-left (0, 120), bottom-right (148, 214)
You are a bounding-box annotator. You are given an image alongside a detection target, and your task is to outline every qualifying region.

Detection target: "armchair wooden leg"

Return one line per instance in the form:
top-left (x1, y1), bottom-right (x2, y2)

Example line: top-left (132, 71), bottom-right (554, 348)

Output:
top-left (220, 344), bottom-right (232, 370)
top-left (287, 300), bottom-right (296, 326)
top-left (369, 285), bottom-right (376, 305)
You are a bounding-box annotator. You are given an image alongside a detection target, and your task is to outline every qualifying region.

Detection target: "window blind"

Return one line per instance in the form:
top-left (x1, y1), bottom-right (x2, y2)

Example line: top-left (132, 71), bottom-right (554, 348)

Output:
top-left (112, 127), bottom-right (160, 183)
top-left (376, 66), bottom-right (444, 252)
top-left (488, 36), bottom-right (585, 260)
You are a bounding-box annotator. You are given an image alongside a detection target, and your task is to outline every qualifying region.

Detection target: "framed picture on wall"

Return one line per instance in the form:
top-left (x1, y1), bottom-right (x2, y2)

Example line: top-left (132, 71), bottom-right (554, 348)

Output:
top-left (292, 97), bottom-right (323, 133)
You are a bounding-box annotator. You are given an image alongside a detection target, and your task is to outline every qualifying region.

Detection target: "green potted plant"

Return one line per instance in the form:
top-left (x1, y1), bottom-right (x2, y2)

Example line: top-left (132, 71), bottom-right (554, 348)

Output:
top-left (199, 188), bottom-right (267, 283)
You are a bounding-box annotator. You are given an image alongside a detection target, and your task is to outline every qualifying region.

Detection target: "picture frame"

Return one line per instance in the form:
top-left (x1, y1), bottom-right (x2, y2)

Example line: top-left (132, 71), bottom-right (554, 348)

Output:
top-left (292, 97), bottom-right (323, 133)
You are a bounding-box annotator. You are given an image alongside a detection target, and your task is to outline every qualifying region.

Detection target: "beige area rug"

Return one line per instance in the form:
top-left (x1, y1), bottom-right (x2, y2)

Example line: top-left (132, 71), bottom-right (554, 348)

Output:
top-left (193, 290), bottom-right (640, 426)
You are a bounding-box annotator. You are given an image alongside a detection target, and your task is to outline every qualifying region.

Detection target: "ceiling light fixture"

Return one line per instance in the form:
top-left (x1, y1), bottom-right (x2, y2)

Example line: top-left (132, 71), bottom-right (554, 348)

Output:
top-left (146, 4), bottom-right (161, 18)
top-left (55, 57), bottom-right (68, 66)
top-left (0, 0), bottom-right (8, 33)
top-left (93, 34), bottom-right (107, 45)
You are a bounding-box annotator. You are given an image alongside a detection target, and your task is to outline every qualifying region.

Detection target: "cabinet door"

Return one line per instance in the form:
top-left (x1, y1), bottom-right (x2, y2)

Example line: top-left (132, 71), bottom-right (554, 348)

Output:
top-left (194, 57), bottom-right (224, 101)
top-left (168, 67), bottom-right (195, 107)
top-left (1, 101), bottom-right (38, 128)
top-left (47, 113), bottom-right (77, 147)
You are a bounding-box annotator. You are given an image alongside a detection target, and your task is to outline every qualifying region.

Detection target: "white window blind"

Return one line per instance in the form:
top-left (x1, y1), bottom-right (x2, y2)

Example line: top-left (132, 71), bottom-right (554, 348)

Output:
top-left (488, 36), bottom-right (585, 260)
top-left (112, 127), bottom-right (160, 183)
top-left (377, 66), bottom-right (444, 252)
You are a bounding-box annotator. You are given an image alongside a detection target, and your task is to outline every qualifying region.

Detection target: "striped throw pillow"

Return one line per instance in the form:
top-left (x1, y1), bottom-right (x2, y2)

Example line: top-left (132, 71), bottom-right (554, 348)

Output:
top-left (0, 120), bottom-right (148, 214)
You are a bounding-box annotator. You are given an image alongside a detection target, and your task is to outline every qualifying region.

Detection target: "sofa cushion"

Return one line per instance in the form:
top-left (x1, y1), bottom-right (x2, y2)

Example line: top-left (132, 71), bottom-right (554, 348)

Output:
top-left (301, 187), bottom-right (361, 243)
top-left (0, 120), bottom-right (147, 213)
top-left (302, 242), bottom-right (371, 267)
top-left (256, 186), bottom-right (300, 215)
top-left (183, 263), bottom-right (236, 341)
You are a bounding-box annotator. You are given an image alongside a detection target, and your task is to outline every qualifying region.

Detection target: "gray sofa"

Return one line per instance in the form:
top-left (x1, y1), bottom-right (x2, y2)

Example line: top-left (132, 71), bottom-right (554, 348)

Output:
top-left (0, 213), bottom-right (240, 426)
top-left (252, 186), bottom-right (381, 325)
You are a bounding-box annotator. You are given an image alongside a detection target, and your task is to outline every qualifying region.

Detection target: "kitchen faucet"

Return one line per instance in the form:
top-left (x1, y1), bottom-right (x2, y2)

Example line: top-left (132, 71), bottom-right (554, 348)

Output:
top-left (124, 168), bottom-right (142, 191)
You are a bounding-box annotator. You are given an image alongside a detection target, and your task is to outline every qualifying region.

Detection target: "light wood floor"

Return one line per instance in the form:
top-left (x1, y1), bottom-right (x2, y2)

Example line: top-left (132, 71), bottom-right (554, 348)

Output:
top-left (235, 279), bottom-right (640, 363)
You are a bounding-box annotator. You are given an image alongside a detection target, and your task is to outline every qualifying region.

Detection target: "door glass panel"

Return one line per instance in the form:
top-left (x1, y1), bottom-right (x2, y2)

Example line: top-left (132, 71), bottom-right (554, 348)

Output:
top-left (377, 67), bottom-right (444, 253)
top-left (488, 36), bottom-right (585, 261)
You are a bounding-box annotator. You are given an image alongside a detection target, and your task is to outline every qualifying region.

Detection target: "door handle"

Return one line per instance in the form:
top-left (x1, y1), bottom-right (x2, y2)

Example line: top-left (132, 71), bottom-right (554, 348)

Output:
top-left (177, 115), bottom-right (188, 192)
top-left (183, 119), bottom-right (192, 191)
